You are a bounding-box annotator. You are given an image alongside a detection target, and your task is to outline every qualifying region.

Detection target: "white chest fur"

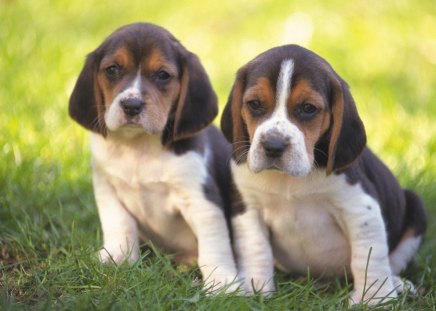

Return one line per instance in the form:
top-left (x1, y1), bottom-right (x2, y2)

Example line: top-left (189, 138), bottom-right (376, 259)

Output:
top-left (90, 132), bottom-right (239, 290)
top-left (232, 164), bottom-right (358, 276)
top-left (90, 132), bottom-right (208, 256)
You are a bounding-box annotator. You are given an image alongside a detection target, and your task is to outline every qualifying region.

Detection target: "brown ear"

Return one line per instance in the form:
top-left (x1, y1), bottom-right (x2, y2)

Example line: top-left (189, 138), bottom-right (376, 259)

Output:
top-left (325, 76), bottom-right (366, 174)
top-left (220, 69), bottom-right (249, 163)
top-left (69, 52), bottom-right (106, 135)
top-left (162, 51), bottom-right (218, 145)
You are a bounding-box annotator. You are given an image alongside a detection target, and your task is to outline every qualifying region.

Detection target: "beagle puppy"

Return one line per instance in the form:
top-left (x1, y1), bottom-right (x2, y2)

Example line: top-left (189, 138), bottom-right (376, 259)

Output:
top-left (221, 45), bottom-right (427, 305)
top-left (69, 23), bottom-right (238, 292)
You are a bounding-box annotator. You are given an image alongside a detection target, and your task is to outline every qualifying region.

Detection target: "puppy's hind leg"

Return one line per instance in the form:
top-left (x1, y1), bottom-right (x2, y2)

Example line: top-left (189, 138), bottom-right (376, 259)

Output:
top-left (389, 190), bottom-right (427, 296)
top-left (389, 190), bottom-right (427, 275)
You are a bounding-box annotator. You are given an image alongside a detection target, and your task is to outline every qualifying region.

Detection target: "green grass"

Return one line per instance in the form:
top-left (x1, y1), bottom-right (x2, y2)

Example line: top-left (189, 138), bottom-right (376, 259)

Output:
top-left (1, 0), bottom-right (435, 309)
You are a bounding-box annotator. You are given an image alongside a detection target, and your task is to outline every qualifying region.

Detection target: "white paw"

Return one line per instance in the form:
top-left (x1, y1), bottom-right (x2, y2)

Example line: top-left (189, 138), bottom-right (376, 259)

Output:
top-left (349, 282), bottom-right (397, 306)
top-left (242, 277), bottom-right (275, 296)
top-left (203, 274), bottom-right (243, 295)
top-left (98, 246), bottom-right (139, 265)
top-left (392, 275), bottom-right (417, 295)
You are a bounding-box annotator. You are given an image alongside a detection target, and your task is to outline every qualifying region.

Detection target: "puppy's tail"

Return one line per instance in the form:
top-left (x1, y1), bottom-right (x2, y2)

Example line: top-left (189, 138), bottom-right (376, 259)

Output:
top-left (389, 189), bottom-right (427, 275)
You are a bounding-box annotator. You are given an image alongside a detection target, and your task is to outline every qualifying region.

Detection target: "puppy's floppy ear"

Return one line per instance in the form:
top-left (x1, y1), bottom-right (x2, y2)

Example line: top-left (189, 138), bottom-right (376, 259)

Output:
top-left (162, 49), bottom-right (218, 145)
top-left (220, 68), bottom-right (249, 162)
top-left (69, 52), bottom-right (106, 135)
top-left (325, 75), bottom-right (366, 174)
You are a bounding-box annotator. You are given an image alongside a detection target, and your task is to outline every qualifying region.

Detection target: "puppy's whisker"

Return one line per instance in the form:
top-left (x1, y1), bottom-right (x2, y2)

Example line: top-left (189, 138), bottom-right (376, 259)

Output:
top-left (314, 147), bottom-right (328, 158)
top-left (90, 116), bottom-right (101, 132)
top-left (235, 150), bottom-right (249, 165)
top-left (231, 144), bottom-right (250, 154)
top-left (231, 141), bottom-right (251, 152)
top-left (225, 141), bottom-right (250, 165)
top-left (231, 147), bottom-right (250, 160)
top-left (232, 140), bottom-right (251, 148)
top-left (229, 140), bottom-right (250, 163)
top-left (85, 103), bottom-right (107, 133)
top-left (226, 147), bottom-right (249, 165)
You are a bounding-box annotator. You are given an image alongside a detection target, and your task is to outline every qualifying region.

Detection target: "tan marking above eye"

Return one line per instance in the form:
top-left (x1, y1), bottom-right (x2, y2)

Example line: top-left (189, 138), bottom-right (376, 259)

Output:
top-left (100, 47), bottom-right (133, 71)
top-left (289, 80), bottom-right (325, 114)
top-left (242, 77), bottom-right (275, 112)
top-left (145, 49), bottom-right (178, 77)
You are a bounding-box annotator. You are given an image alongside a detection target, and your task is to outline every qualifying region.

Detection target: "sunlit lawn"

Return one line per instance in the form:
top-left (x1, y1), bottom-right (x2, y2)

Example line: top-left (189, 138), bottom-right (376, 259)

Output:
top-left (1, 0), bottom-right (435, 309)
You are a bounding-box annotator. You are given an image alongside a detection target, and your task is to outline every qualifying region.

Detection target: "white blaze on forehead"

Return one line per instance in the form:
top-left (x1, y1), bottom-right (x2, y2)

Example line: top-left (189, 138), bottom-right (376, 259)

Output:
top-left (126, 70), bottom-right (142, 97)
top-left (274, 59), bottom-right (294, 118)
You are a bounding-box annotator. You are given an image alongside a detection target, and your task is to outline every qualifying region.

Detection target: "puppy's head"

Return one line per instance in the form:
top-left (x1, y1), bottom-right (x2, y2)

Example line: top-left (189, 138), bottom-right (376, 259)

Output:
top-left (221, 45), bottom-right (366, 175)
top-left (69, 23), bottom-right (217, 143)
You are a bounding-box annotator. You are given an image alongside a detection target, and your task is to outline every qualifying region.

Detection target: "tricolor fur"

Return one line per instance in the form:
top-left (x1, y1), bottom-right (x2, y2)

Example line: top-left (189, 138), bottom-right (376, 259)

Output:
top-left (69, 23), bottom-right (238, 292)
top-left (221, 45), bottom-right (427, 305)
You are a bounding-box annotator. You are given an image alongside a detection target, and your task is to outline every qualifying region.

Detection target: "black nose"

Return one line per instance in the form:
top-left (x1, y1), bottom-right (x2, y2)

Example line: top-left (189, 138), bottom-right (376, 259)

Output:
top-left (120, 98), bottom-right (144, 116)
top-left (262, 138), bottom-right (289, 158)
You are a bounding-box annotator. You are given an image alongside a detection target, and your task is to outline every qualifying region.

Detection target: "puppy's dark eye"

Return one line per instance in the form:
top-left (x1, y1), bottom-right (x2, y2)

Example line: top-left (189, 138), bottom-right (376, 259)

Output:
top-left (295, 103), bottom-right (318, 121)
top-left (246, 100), bottom-right (266, 116)
top-left (105, 65), bottom-right (121, 80)
top-left (155, 70), bottom-right (171, 81)
top-left (302, 103), bottom-right (317, 114)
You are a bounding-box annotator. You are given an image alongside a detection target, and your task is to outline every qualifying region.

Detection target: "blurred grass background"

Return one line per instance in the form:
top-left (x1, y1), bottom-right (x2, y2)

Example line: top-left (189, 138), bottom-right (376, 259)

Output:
top-left (1, 0), bottom-right (435, 309)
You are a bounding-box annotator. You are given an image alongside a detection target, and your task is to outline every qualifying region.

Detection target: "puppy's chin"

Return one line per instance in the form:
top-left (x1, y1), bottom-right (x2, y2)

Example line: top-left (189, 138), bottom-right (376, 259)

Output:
top-left (247, 156), bottom-right (312, 177)
top-left (105, 113), bottom-right (167, 136)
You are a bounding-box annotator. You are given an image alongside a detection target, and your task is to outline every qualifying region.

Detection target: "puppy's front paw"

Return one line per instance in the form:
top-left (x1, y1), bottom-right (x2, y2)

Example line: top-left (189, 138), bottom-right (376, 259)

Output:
top-left (349, 280), bottom-right (397, 306)
top-left (242, 277), bottom-right (275, 297)
top-left (392, 275), bottom-right (417, 296)
top-left (98, 246), bottom-right (139, 265)
top-left (203, 273), bottom-right (243, 295)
